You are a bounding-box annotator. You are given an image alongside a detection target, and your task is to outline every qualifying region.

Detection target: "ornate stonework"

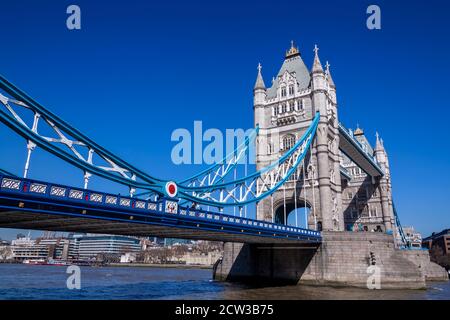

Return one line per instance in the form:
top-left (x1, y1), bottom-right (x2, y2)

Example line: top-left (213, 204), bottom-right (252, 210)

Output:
top-left (253, 42), bottom-right (394, 233)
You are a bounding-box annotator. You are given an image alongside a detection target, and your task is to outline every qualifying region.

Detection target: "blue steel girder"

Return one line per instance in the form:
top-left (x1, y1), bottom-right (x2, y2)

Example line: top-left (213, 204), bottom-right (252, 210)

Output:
top-left (0, 74), bottom-right (167, 195)
top-left (177, 113), bottom-right (320, 207)
top-left (0, 74), bottom-right (322, 207)
top-left (0, 74), bottom-right (315, 207)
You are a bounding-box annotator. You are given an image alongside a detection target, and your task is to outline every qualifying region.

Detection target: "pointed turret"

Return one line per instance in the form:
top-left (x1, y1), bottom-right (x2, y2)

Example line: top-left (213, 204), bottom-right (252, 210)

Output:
top-left (254, 63), bottom-right (266, 90)
top-left (253, 63), bottom-right (267, 128)
top-left (325, 61), bottom-right (335, 88)
top-left (374, 132), bottom-right (389, 171)
top-left (374, 132), bottom-right (383, 152)
top-left (312, 45), bottom-right (324, 74)
top-left (325, 61), bottom-right (337, 107)
top-left (373, 132), bottom-right (392, 232)
top-left (311, 45), bottom-right (327, 96)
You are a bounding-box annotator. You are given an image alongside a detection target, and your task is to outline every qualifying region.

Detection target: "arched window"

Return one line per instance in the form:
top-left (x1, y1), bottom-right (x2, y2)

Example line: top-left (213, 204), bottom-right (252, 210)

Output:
top-left (282, 134), bottom-right (295, 151)
top-left (281, 87), bottom-right (286, 97)
top-left (317, 221), bottom-right (323, 232)
top-left (281, 103), bottom-right (287, 113)
top-left (330, 169), bottom-right (335, 183)
top-left (289, 101), bottom-right (294, 112)
top-left (369, 206), bottom-right (378, 217)
top-left (288, 85), bottom-right (294, 96)
top-left (267, 141), bottom-right (273, 154)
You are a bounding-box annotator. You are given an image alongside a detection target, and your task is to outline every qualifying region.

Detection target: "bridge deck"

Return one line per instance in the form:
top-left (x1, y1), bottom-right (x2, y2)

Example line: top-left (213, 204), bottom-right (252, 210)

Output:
top-left (0, 175), bottom-right (321, 245)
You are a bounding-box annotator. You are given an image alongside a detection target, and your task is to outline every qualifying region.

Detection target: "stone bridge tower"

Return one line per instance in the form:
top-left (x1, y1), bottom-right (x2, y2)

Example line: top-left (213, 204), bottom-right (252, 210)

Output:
top-left (214, 42), bottom-right (448, 288)
top-left (253, 42), bottom-right (344, 231)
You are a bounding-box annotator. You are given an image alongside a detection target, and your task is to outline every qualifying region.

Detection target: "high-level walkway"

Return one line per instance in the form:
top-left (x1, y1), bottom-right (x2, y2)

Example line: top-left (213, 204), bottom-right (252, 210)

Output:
top-left (338, 123), bottom-right (384, 177)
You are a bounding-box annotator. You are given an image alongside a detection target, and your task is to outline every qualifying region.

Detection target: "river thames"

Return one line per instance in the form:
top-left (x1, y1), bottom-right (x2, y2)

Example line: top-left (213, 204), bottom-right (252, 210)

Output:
top-left (0, 264), bottom-right (448, 300)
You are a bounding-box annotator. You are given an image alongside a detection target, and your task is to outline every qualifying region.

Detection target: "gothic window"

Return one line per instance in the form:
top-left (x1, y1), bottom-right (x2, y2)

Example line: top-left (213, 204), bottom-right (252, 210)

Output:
top-left (370, 206), bottom-right (378, 217)
top-left (281, 87), bottom-right (286, 97)
top-left (348, 191), bottom-right (353, 200)
top-left (282, 134), bottom-right (295, 151)
top-left (298, 99), bottom-right (304, 110)
top-left (267, 141), bottom-right (273, 154)
top-left (317, 221), bottom-right (322, 231)
top-left (288, 85), bottom-right (294, 96)
top-left (326, 100), bottom-right (332, 114)
top-left (281, 103), bottom-right (287, 113)
top-left (272, 106), bottom-right (277, 116)
top-left (289, 101), bottom-right (294, 112)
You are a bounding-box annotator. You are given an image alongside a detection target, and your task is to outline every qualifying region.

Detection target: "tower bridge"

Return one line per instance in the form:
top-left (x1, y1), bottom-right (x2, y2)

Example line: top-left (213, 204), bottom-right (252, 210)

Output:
top-left (0, 42), bottom-right (447, 288)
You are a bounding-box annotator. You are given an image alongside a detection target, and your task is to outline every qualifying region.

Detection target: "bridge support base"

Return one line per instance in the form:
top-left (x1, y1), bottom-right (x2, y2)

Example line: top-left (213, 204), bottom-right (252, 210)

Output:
top-left (213, 232), bottom-right (448, 289)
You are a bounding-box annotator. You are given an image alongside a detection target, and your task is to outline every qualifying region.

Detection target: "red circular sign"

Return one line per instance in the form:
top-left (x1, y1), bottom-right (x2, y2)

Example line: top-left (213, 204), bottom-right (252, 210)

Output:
top-left (165, 181), bottom-right (177, 198)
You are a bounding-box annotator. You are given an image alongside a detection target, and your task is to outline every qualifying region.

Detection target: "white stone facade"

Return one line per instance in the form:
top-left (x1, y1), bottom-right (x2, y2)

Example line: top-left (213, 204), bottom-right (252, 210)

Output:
top-left (253, 42), bottom-right (394, 233)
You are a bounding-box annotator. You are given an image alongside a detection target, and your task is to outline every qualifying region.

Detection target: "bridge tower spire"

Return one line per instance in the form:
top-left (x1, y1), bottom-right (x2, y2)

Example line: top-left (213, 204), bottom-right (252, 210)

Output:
top-left (374, 133), bottom-right (393, 232)
top-left (253, 62), bottom-right (270, 180)
top-left (254, 62), bottom-right (267, 118)
top-left (324, 60), bottom-right (344, 231)
top-left (311, 45), bottom-right (343, 231)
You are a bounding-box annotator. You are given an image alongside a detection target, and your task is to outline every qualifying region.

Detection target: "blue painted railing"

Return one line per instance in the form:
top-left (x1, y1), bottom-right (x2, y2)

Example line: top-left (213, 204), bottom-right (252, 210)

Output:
top-left (0, 174), bottom-right (322, 241)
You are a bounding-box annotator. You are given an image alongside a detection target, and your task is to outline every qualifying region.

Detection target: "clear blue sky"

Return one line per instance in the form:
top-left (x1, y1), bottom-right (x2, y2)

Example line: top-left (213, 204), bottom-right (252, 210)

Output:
top-left (0, 0), bottom-right (448, 240)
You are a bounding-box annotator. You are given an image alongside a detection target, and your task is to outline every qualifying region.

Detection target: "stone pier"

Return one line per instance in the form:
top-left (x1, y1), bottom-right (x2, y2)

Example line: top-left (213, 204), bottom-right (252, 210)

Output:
top-left (213, 232), bottom-right (448, 289)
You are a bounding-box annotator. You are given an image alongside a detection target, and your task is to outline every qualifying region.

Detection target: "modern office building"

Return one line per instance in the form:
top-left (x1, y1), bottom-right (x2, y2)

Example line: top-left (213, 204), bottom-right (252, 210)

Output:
top-left (10, 236), bottom-right (70, 261)
top-left (10, 233), bottom-right (141, 262)
top-left (68, 234), bottom-right (141, 260)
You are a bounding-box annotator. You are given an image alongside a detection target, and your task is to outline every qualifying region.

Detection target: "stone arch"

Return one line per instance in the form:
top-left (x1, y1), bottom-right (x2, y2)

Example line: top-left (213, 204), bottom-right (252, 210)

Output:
top-left (274, 198), bottom-right (312, 227)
